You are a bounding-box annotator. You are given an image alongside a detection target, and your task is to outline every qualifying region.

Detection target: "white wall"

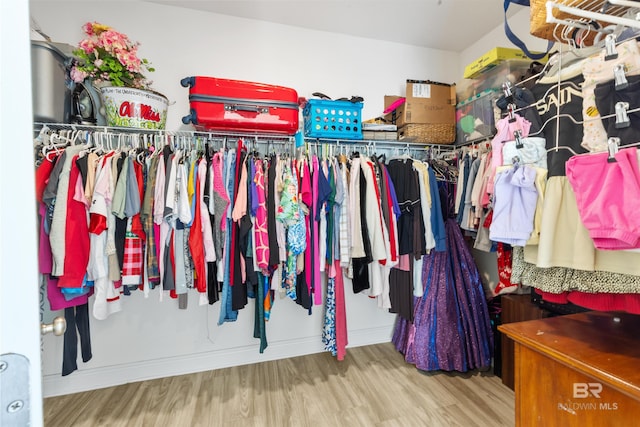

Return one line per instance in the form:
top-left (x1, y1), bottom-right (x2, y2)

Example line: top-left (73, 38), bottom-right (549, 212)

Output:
top-left (459, 6), bottom-right (552, 79)
top-left (2, 0), bottom-right (44, 424)
top-left (32, 1), bottom-right (460, 131)
top-left (30, 1), bottom-right (461, 397)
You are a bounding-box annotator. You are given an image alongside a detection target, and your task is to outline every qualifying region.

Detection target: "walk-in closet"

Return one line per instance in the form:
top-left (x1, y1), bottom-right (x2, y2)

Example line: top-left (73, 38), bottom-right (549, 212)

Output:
top-left (3, 1), bottom-right (640, 426)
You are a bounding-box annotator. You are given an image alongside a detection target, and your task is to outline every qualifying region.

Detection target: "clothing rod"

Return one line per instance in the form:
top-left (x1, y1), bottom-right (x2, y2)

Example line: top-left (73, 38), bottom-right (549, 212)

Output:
top-left (304, 137), bottom-right (458, 150)
top-left (34, 123), bottom-right (462, 151)
top-left (33, 122), bottom-right (296, 143)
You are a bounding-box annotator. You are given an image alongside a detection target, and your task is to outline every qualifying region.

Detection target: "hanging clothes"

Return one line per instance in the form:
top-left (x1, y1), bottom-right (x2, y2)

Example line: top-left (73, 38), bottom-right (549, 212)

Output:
top-left (37, 128), bottom-right (490, 366)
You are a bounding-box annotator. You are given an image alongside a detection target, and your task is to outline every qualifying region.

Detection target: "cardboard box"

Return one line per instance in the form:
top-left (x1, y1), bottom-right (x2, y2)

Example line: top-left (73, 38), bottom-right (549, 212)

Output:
top-left (384, 95), bottom-right (403, 124)
top-left (464, 47), bottom-right (548, 79)
top-left (384, 81), bottom-right (456, 128)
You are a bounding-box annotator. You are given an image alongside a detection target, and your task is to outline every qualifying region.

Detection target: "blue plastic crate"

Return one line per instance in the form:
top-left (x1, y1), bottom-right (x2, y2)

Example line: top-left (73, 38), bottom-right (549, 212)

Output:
top-left (303, 99), bottom-right (363, 140)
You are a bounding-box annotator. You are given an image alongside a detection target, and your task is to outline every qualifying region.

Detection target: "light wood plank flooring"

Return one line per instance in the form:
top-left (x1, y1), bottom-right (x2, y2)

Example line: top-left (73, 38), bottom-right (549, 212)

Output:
top-left (44, 343), bottom-right (514, 426)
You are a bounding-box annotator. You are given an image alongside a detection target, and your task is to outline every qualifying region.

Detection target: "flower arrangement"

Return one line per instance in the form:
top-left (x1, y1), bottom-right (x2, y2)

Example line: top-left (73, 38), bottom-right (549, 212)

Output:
top-left (70, 22), bottom-right (155, 90)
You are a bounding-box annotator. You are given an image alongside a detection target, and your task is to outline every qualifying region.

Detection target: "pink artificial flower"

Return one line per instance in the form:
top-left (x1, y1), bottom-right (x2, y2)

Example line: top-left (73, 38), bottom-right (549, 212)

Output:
top-left (82, 22), bottom-right (94, 36)
top-left (70, 68), bottom-right (88, 83)
top-left (116, 49), bottom-right (141, 73)
top-left (73, 22), bottom-right (153, 89)
top-left (79, 39), bottom-right (96, 55)
top-left (98, 29), bottom-right (128, 53)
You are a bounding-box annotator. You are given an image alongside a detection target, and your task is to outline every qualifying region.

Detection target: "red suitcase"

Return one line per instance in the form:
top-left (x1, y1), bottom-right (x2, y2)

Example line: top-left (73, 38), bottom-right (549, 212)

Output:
top-left (181, 76), bottom-right (299, 134)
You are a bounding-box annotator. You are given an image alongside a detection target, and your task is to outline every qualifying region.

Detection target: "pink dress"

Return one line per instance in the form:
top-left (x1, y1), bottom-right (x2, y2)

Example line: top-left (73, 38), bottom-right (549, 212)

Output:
top-left (253, 159), bottom-right (270, 272)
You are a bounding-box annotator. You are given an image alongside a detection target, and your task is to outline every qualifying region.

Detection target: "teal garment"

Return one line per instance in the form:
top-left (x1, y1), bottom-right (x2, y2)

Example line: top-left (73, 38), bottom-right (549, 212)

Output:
top-left (279, 163), bottom-right (306, 301)
top-left (326, 162), bottom-right (336, 263)
top-left (253, 272), bottom-right (268, 353)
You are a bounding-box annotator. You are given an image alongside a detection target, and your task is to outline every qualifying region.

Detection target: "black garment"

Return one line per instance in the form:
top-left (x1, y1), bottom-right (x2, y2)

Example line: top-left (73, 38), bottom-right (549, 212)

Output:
top-left (76, 155), bottom-right (89, 189)
top-left (114, 154), bottom-right (127, 272)
top-left (531, 75), bottom-right (587, 177)
top-left (456, 155), bottom-right (472, 225)
top-left (162, 144), bottom-right (173, 168)
top-left (203, 143), bottom-right (212, 208)
top-left (495, 87), bottom-right (543, 134)
top-left (207, 213), bottom-right (220, 305)
top-left (231, 152), bottom-right (248, 311)
top-left (595, 74), bottom-right (640, 146)
top-left (386, 159), bottom-right (420, 255)
top-left (352, 168), bottom-right (372, 293)
top-left (163, 153), bottom-right (175, 219)
top-left (207, 261), bottom-right (219, 305)
top-left (267, 156), bottom-right (279, 267)
top-left (411, 169), bottom-right (426, 256)
top-left (62, 303), bottom-right (92, 376)
top-left (240, 158), bottom-right (258, 291)
top-left (295, 272), bottom-right (311, 310)
top-left (201, 145), bottom-right (214, 306)
top-left (389, 266), bottom-right (414, 322)
top-left (351, 258), bottom-right (371, 294)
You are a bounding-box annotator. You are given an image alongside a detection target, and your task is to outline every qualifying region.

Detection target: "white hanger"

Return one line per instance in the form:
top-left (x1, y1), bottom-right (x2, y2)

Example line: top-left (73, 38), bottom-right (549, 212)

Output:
top-left (42, 131), bottom-right (69, 160)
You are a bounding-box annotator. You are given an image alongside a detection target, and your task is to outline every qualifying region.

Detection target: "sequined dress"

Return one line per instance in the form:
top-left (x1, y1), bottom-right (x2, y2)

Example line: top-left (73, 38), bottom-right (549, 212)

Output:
top-left (392, 178), bottom-right (493, 372)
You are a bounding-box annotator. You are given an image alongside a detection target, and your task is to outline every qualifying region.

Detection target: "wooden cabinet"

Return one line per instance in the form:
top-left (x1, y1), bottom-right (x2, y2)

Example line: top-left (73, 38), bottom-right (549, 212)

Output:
top-left (499, 294), bottom-right (552, 390)
top-left (499, 312), bottom-right (640, 427)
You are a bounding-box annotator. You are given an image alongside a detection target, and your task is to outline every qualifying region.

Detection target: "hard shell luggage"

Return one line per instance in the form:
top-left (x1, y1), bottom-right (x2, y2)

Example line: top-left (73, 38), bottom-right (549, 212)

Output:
top-left (181, 76), bottom-right (299, 134)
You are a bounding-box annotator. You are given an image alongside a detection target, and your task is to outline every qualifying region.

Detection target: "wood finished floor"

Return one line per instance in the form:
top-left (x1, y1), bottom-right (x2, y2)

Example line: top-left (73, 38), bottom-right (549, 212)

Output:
top-left (43, 343), bottom-right (514, 427)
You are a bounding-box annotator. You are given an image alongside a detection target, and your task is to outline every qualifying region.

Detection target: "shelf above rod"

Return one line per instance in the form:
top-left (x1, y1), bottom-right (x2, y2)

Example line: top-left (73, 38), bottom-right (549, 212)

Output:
top-left (303, 137), bottom-right (458, 150)
top-left (546, 1), bottom-right (640, 32)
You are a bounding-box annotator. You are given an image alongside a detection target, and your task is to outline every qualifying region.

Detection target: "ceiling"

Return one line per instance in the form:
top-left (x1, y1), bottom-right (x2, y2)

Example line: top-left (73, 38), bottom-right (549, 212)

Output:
top-left (146, 0), bottom-right (518, 52)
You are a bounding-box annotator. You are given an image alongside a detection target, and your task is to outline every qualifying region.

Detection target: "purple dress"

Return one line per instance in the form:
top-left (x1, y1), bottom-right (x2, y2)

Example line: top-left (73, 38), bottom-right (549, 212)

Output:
top-left (392, 177), bottom-right (493, 372)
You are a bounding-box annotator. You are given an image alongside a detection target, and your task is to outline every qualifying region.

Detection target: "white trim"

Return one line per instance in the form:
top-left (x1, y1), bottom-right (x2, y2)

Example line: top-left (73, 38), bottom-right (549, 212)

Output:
top-left (42, 326), bottom-right (392, 397)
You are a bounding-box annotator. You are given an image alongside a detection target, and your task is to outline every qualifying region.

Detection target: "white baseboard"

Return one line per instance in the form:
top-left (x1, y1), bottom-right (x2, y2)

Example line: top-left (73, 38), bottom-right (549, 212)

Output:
top-left (42, 326), bottom-right (392, 397)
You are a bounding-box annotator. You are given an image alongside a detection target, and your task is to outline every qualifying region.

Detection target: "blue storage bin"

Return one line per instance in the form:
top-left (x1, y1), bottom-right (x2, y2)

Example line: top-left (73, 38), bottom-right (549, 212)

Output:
top-left (303, 99), bottom-right (363, 139)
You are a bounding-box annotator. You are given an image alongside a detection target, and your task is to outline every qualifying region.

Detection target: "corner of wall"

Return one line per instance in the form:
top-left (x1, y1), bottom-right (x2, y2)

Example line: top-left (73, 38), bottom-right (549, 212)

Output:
top-left (458, 7), bottom-right (553, 82)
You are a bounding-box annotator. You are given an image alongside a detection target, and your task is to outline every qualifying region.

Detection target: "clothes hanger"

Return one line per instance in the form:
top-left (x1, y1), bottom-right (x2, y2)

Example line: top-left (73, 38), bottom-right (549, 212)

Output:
top-left (526, 102), bottom-right (640, 138)
top-left (546, 145), bottom-right (580, 156)
top-left (516, 57), bottom-right (556, 88)
top-left (43, 131), bottom-right (69, 160)
top-left (542, 28), bottom-right (640, 81)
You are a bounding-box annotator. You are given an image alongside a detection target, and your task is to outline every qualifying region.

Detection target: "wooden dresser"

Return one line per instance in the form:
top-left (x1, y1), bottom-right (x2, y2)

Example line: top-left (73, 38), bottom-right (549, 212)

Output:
top-left (499, 311), bottom-right (640, 427)
top-left (499, 294), bottom-right (552, 390)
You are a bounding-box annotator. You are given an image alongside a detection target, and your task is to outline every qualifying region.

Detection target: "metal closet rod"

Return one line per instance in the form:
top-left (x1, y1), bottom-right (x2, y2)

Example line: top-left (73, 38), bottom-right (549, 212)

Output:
top-left (34, 123), bottom-right (461, 151)
top-left (33, 122), bottom-right (295, 143)
top-left (303, 137), bottom-right (459, 151)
